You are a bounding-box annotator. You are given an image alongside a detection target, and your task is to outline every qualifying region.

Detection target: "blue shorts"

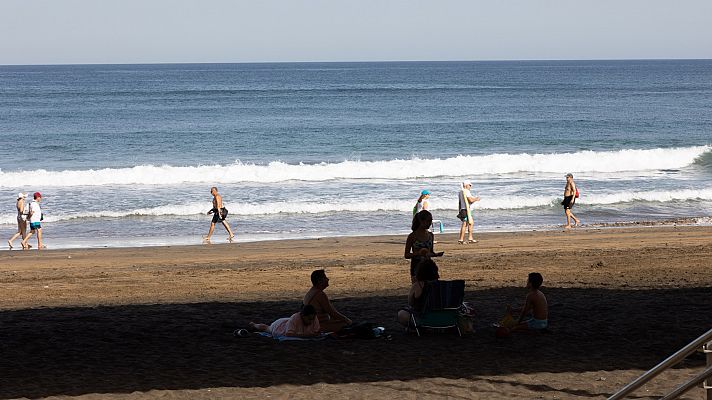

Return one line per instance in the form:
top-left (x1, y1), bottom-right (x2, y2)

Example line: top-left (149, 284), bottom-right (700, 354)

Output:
top-left (526, 318), bottom-right (548, 330)
top-left (30, 222), bottom-right (41, 230)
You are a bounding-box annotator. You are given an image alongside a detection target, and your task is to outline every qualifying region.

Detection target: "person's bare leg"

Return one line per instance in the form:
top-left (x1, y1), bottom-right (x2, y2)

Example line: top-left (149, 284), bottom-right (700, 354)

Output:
top-left (8, 220), bottom-right (24, 248)
top-left (221, 221), bottom-right (235, 241)
top-left (468, 222), bottom-right (476, 242)
top-left (249, 322), bottom-right (270, 332)
top-left (458, 221), bottom-right (466, 243)
top-left (570, 211), bottom-right (580, 226)
top-left (21, 231), bottom-right (34, 250)
top-left (8, 232), bottom-right (20, 248)
top-left (397, 310), bottom-right (412, 327)
top-left (36, 228), bottom-right (43, 250)
top-left (564, 210), bottom-right (572, 228)
top-left (204, 222), bottom-right (216, 242)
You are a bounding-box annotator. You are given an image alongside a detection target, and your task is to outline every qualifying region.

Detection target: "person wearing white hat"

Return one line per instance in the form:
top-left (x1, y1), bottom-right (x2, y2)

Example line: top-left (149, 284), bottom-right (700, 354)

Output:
top-left (457, 181), bottom-right (480, 244)
top-left (7, 192), bottom-right (29, 249)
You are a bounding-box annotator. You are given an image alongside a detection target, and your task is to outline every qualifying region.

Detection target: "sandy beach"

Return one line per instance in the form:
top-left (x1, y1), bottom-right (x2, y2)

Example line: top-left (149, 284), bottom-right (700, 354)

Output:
top-left (1, 225), bottom-right (711, 399)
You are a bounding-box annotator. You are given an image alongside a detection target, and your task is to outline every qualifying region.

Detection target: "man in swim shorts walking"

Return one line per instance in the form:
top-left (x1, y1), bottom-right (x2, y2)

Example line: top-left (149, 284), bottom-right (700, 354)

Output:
top-left (204, 186), bottom-right (235, 242)
top-left (562, 173), bottom-right (580, 228)
top-left (21, 192), bottom-right (44, 250)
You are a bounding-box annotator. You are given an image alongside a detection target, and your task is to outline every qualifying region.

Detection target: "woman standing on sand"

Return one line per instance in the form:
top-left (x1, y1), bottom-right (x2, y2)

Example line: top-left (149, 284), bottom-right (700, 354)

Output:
top-left (404, 210), bottom-right (443, 281)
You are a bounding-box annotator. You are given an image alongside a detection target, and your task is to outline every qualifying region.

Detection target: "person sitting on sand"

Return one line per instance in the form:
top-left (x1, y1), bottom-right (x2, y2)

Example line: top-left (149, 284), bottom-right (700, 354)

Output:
top-left (397, 259), bottom-right (440, 327)
top-left (303, 269), bottom-right (352, 332)
top-left (249, 304), bottom-right (321, 338)
top-left (405, 210), bottom-right (443, 281)
top-left (510, 272), bottom-right (548, 332)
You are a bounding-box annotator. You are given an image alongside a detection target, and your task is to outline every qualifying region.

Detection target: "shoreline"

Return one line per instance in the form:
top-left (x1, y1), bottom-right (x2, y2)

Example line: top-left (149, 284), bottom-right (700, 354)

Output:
top-left (5, 214), bottom-right (711, 252)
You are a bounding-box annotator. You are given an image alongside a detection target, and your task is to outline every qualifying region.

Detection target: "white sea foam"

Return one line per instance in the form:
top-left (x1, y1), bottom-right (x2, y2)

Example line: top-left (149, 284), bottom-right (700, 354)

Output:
top-left (2, 188), bottom-right (711, 225)
top-left (0, 146), bottom-right (709, 187)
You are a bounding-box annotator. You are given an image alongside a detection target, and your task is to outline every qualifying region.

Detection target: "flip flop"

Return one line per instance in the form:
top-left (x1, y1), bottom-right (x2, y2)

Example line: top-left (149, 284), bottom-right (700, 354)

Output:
top-left (233, 329), bottom-right (250, 338)
top-left (468, 240), bottom-right (478, 244)
top-left (457, 240), bottom-right (465, 245)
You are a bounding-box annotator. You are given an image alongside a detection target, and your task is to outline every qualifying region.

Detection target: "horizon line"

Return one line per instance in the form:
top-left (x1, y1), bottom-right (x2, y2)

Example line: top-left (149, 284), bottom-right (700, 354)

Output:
top-left (2, 57), bottom-right (711, 67)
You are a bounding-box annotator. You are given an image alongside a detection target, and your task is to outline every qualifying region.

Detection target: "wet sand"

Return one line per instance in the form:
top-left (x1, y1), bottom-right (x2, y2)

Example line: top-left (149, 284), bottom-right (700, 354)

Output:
top-left (1, 226), bottom-right (711, 399)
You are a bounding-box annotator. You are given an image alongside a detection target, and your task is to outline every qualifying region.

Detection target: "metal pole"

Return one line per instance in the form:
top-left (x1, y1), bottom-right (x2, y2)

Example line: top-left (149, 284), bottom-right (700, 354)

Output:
top-left (705, 340), bottom-right (712, 400)
top-left (608, 328), bottom-right (712, 400)
top-left (659, 365), bottom-right (712, 400)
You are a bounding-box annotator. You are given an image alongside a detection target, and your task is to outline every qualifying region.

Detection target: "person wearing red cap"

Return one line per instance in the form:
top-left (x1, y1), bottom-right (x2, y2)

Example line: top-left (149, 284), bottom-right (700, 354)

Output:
top-left (21, 192), bottom-right (44, 250)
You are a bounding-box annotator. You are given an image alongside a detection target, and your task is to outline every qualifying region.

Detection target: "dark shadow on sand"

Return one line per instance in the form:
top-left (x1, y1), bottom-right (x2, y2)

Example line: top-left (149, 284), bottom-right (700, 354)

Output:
top-left (0, 286), bottom-right (710, 399)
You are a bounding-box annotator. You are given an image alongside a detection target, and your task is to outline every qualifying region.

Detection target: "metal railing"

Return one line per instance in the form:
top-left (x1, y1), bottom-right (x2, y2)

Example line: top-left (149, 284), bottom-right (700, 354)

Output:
top-left (608, 327), bottom-right (712, 400)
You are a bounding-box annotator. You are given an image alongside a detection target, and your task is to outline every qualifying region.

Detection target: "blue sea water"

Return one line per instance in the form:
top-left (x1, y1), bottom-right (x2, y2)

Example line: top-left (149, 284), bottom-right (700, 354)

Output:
top-left (1, 60), bottom-right (711, 248)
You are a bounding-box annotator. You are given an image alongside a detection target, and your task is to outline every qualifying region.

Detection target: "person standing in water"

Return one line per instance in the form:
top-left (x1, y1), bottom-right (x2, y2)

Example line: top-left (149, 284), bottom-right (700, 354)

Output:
top-left (7, 193), bottom-right (28, 249)
top-left (204, 186), bottom-right (235, 243)
top-left (562, 173), bottom-right (580, 228)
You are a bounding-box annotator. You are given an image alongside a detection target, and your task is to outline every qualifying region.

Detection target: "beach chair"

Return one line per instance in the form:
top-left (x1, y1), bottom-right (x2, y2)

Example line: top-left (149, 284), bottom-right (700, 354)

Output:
top-left (410, 280), bottom-right (465, 337)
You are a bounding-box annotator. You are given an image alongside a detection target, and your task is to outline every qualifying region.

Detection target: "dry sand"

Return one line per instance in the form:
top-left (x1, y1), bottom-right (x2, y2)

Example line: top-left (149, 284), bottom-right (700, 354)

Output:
top-left (1, 226), bottom-right (711, 399)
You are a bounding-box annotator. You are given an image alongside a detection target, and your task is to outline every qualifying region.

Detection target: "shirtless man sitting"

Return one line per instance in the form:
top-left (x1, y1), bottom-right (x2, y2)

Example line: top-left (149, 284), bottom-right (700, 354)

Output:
top-left (512, 272), bottom-right (548, 332)
top-left (303, 269), bottom-right (352, 332)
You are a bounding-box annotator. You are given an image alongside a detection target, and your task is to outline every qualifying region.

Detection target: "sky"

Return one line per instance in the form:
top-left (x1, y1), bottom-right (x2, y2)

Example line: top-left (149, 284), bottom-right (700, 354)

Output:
top-left (1, 0), bottom-right (711, 65)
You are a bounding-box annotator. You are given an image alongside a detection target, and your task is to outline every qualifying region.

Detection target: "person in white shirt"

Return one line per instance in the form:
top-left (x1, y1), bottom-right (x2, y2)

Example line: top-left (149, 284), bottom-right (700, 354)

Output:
top-left (7, 192), bottom-right (29, 249)
top-left (21, 192), bottom-right (44, 250)
top-left (457, 181), bottom-right (480, 244)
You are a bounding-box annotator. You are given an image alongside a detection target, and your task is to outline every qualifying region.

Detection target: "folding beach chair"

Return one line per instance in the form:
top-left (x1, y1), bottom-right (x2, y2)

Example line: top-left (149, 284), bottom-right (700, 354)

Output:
top-left (411, 280), bottom-right (465, 337)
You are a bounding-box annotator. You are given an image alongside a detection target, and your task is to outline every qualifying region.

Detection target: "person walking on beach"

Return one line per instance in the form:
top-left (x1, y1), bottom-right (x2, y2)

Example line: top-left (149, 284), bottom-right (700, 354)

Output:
top-left (562, 173), bottom-right (580, 228)
top-left (457, 181), bottom-right (480, 244)
top-left (204, 186), bottom-right (235, 243)
top-left (21, 192), bottom-right (44, 250)
top-left (7, 193), bottom-right (29, 249)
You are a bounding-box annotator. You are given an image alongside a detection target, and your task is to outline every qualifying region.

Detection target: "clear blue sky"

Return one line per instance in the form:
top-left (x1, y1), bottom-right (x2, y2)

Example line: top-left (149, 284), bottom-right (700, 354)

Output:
top-left (1, 0), bottom-right (711, 65)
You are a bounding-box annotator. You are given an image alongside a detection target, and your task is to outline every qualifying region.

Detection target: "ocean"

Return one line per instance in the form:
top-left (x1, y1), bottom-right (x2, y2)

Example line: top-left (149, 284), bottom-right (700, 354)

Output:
top-left (1, 60), bottom-right (711, 249)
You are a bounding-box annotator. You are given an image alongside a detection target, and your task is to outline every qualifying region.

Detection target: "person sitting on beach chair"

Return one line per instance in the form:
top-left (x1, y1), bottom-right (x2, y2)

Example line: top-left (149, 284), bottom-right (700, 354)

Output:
top-left (249, 305), bottom-right (321, 338)
top-left (397, 259), bottom-right (439, 327)
top-left (509, 272), bottom-right (548, 333)
top-left (303, 269), bottom-right (352, 332)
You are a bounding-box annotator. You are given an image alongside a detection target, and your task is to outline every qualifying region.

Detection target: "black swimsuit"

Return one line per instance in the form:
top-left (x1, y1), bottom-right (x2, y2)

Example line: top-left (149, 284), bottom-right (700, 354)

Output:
top-left (562, 195), bottom-right (574, 210)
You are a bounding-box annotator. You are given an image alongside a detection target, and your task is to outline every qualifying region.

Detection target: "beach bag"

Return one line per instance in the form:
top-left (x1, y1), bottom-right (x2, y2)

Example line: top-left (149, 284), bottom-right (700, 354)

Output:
top-left (457, 302), bottom-right (477, 334)
top-left (457, 209), bottom-right (467, 221)
top-left (220, 207), bottom-right (228, 220)
top-left (413, 203), bottom-right (418, 216)
top-left (575, 188), bottom-right (580, 198)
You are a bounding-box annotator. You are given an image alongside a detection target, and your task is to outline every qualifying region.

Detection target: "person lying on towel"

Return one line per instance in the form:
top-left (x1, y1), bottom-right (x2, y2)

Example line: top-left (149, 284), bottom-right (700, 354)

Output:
top-left (249, 305), bottom-right (321, 338)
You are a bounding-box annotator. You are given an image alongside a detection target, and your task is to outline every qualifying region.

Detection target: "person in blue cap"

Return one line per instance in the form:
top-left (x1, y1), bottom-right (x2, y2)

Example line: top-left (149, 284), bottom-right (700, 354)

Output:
top-left (413, 189), bottom-right (431, 216)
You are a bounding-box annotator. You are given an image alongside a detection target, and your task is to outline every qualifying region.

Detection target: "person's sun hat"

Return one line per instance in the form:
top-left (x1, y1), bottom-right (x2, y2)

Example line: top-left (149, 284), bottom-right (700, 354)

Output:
top-left (421, 189), bottom-right (431, 195)
top-left (462, 180), bottom-right (472, 187)
top-left (17, 192), bottom-right (26, 199)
